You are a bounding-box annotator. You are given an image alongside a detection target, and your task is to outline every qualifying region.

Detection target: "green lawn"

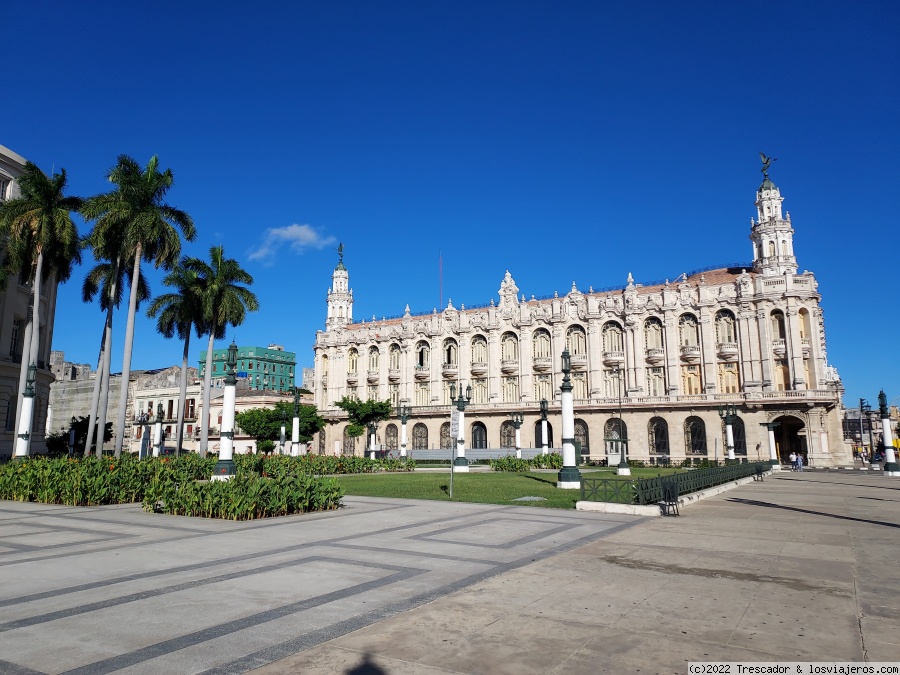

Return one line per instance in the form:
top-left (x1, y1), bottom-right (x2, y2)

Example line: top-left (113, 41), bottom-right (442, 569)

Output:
top-left (334, 467), bottom-right (683, 509)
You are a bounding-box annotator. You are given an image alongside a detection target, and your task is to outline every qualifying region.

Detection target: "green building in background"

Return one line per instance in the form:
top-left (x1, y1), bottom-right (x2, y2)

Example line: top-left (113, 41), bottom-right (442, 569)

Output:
top-left (199, 344), bottom-right (297, 392)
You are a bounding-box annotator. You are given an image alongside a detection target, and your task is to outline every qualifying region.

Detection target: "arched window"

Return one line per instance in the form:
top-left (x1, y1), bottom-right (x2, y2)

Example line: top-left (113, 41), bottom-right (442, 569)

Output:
top-left (604, 418), bottom-right (627, 455)
top-left (715, 310), bottom-right (736, 343)
top-left (678, 314), bottom-right (699, 346)
top-left (342, 426), bottom-right (356, 455)
top-left (412, 423), bottom-right (428, 450)
top-left (648, 417), bottom-right (669, 455)
top-left (727, 416), bottom-right (746, 455)
top-left (575, 419), bottom-right (589, 455)
top-left (534, 420), bottom-right (554, 448)
top-left (685, 416), bottom-right (707, 455)
top-left (602, 322), bottom-right (624, 352)
top-left (368, 346), bottom-right (379, 371)
top-left (566, 325), bottom-right (587, 355)
top-left (385, 423), bottom-right (398, 451)
top-left (798, 308), bottom-right (811, 340)
top-left (471, 335), bottom-right (487, 363)
top-left (644, 318), bottom-right (664, 350)
top-left (443, 338), bottom-right (458, 366)
top-left (533, 329), bottom-right (551, 358)
top-left (500, 421), bottom-right (517, 448)
top-left (440, 422), bottom-right (452, 449)
top-left (389, 344), bottom-right (400, 369)
top-left (502, 332), bottom-right (519, 361)
top-left (770, 310), bottom-right (786, 340)
top-left (416, 341), bottom-right (430, 368)
top-left (472, 422), bottom-right (487, 449)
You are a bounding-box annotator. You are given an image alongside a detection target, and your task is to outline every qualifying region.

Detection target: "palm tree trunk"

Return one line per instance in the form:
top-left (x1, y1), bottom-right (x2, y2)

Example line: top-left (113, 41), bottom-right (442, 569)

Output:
top-left (85, 259), bottom-right (119, 456)
top-left (113, 245), bottom-right (142, 457)
top-left (175, 327), bottom-right (191, 456)
top-left (21, 253), bottom-right (44, 455)
top-left (199, 331), bottom-right (215, 457)
top-left (95, 356), bottom-right (111, 458)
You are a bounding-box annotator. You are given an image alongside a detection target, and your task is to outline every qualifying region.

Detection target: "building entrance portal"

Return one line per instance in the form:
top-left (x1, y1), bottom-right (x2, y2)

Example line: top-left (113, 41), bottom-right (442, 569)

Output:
top-left (773, 415), bottom-right (806, 464)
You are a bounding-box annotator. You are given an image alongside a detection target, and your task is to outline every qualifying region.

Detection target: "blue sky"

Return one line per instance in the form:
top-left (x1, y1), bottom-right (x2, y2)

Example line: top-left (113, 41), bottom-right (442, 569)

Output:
top-left (4, 1), bottom-right (898, 407)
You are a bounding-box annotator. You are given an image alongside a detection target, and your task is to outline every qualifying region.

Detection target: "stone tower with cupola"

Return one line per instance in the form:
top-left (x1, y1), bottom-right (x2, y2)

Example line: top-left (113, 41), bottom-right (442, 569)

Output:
top-left (750, 159), bottom-right (798, 277)
top-left (325, 244), bottom-right (353, 329)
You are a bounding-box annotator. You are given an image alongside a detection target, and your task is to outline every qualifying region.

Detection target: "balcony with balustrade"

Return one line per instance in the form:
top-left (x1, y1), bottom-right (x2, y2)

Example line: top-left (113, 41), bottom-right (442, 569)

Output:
top-left (680, 345), bottom-right (701, 362)
top-left (570, 354), bottom-right (587, 371)
top-left (532, 357), bottom-right (551, 372)
top-left (772, 339), bottom-right (786, 358)
top-left (388, 368), bottom-right (401, 382)
top-left (602, 351), bottom-right (625, 366)
top-left (346, 371), bottom-right (358, 385)
top-left (716, 342), bottom-right (739, 360)
top-left (414, 365), bottom-right (430, 381)
top-left (645, 348), bottom-right (665, 365)
top-left (367, 370), bottom-right (379, 384)
top-left (441, 362), bottom-right (458, 378)
top-left (470, 361), bottom-right (488, 376)
top-left (500, 359), bottom-right (519, 374)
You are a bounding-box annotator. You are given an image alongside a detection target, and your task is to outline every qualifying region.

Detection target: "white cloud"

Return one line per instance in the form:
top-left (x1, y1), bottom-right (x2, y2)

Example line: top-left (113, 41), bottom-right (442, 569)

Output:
top-left (248, 224), bottom-right (336, 266)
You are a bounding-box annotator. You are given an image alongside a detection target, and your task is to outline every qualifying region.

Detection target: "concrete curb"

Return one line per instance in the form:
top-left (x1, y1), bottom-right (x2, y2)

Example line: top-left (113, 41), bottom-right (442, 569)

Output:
top-left (576, 471), bottom-right (771, 517)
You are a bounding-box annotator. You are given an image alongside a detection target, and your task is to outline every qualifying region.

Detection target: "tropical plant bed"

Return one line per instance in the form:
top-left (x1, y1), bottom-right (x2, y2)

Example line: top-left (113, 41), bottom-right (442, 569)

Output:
top-left (335, 471), bottom-right (583, 509)
top-left (0, 454), bottom-right (408, 515)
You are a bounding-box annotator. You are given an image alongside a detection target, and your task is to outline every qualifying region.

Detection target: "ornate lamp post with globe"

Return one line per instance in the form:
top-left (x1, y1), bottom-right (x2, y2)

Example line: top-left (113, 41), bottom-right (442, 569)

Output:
top-left (398, 402), bottom-right (412, 458)
top-left (290, 387), bottom-right (301, 456)
top-left (879, 390), bottom-right (899, 477)
top-left (279, 409), bottom-right (287, 455)
top-left (450, 382), bottom-right (472, 473)
top-left (68, 416), bottom-right (77, 457)
top-left (153, 402), bottom-right (164, 457)
top-left (213, 341), bottom-right (238, 480)
top-left (556, 350), bottom-right (581, 488)
top-left (13, 363), bottom-right (36, 459)
top-left (539, 398), bottom-right (550, 455)
top-left (509, 411), bottom-right (525, 459)
top-left (718, 403), bottom-right (737, 462)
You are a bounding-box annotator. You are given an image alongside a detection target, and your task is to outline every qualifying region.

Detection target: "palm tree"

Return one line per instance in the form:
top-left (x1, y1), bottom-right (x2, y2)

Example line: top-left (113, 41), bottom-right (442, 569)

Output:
top-left (147, 260), bottom-right (204, 455)
top-left (0, 163), bottom-right (82, 452)
top-left (186, 246), bottom-right (259, 456)
top-left (81, 254), bottom-right (149, 456)
top-left (81, 155), bottom-right (196, 457)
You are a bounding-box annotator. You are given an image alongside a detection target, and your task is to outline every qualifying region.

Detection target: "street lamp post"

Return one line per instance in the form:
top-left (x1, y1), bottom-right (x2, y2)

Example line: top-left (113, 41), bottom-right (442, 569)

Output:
top-left (557, 349), bottom-right (582, 488)
top-left (879, 391), bottom-right (899, 476)
top-left (153, 402), bottom-right (164, 457)
top-left (213, 341), bottom-right (238, 480)
top-left (759, 421), bottom-right (781, 468)
top-left (291, 388), bottom-right (301, 456)
top-left (68, 416), bottom-right (77, 457)
top-left (450, 382), bottom-right (472, 473)
top-left (611, 366), bottom-right (630, 476)
top-left (279, 409), bottom-right (287, 455)
top-left (397, 402), bottom-right (412, 459)
top-left (509, 412), bottom-right (525, 459)
top-left (718, 403), bottom-right (737, 462)
top-left (539, 398), bottom-right (549, 455)
top-left (13, 363), bottom-right (37, 460)
top-left (368, 422), bottom-right (377, 460)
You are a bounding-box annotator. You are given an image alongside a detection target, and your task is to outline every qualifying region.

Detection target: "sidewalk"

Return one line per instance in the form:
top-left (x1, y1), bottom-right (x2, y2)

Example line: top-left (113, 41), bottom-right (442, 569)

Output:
top-left (254, 471), bottom-right (900, 674)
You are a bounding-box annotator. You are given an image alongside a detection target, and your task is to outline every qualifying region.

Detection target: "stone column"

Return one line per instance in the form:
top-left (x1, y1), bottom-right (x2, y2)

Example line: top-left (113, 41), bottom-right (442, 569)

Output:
top-left (557, 350), bottom-right (581, 489)
top-left (879, 391), bottom-right (899, 476)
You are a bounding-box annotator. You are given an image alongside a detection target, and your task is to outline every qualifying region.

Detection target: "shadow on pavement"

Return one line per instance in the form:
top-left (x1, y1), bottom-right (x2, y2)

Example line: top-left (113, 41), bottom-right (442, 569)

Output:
top-left (727, 497), bottom-right (900, 529)
top-left (347, 653), bottom-right (387, 674)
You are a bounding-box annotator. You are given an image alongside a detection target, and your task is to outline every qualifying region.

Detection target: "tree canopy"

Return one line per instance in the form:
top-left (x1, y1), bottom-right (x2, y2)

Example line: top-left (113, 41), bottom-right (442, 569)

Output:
top-left (334, 397), bottom-right (393, 438)
top-left (235, 401), bottom-right (325, 447)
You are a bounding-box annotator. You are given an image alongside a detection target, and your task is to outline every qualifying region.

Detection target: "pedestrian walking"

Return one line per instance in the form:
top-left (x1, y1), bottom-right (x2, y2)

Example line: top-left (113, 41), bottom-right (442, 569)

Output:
top-left (796, 453), bottom-right (804, 472)
top-left (789, 451), bottom-right (797, 471)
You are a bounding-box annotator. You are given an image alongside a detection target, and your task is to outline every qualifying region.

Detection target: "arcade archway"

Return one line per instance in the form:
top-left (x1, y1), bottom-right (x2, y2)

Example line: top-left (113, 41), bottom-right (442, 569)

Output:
top-left (773, 415), bottom-right (806, 463)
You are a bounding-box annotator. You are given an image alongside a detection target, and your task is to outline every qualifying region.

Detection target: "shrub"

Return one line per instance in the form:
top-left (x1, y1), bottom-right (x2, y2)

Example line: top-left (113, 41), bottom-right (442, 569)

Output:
top-left (143, 473), bottom-right (343, 520)
top-left (489, 453), bottom-right (563, 472)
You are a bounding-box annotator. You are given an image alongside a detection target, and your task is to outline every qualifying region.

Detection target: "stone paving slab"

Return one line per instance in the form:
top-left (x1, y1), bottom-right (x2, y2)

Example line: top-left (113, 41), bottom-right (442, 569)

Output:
top-left (252, 472), bottom-right (900, 674)
top-left (0, 496), bottom-right (636, 674)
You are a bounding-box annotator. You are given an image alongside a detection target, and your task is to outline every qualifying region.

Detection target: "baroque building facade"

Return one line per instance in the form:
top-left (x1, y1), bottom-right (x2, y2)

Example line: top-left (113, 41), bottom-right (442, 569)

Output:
top-left (312, 173), bottom-right (848, 466)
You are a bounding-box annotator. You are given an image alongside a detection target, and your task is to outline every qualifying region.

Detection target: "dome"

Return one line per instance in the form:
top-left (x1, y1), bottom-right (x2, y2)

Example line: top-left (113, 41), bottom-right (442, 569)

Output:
top-left (758, 177), bottom-right (777, 192)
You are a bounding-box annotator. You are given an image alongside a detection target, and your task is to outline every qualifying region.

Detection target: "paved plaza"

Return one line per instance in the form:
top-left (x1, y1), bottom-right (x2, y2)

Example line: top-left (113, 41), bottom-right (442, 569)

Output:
top-left (0, 471), bottom-right (898, 674)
